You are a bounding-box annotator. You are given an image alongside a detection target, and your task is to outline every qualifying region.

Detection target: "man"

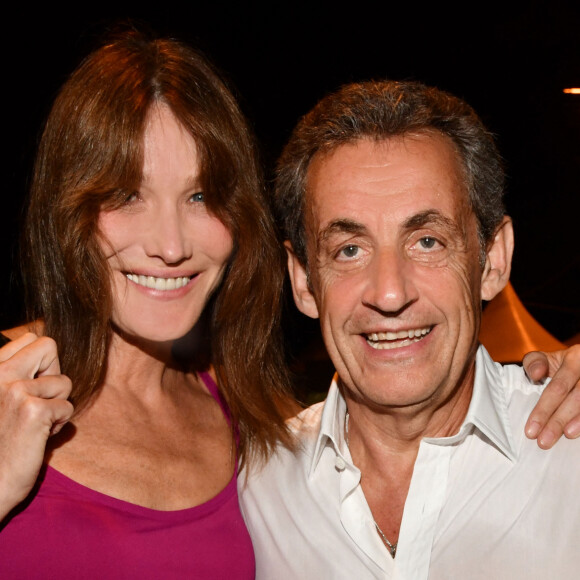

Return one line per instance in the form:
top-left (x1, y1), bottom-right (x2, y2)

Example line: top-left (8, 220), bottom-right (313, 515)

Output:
top-left (240, 80), bottom-right (580, 578)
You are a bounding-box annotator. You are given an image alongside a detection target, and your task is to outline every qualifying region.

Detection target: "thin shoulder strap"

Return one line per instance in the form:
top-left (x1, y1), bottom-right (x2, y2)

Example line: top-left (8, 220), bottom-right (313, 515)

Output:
top-left (199, 371), bottom-right (231, 426)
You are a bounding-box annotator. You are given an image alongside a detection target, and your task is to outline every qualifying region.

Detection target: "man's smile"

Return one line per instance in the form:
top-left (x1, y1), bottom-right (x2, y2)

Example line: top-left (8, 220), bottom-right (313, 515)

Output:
top-left (365, 326), bottom-right (432, 350)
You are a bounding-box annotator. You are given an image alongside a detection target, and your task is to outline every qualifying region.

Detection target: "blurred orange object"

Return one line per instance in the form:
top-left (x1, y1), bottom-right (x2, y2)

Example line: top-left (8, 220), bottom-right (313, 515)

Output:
top-left (479, 282), bottom-right (565, 362)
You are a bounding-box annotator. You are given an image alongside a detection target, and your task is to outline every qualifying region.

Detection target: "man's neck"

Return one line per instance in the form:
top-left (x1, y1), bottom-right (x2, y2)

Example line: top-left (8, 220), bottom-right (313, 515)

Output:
top-left (343, 360), bottom-right (475, 454)
top-left (342, 365), bottom-right (475, 548)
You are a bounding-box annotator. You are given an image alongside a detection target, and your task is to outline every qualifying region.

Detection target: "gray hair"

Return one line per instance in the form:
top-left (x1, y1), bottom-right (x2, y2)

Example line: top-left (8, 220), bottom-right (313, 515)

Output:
top-left (274, 80), bottom-right (506, 266)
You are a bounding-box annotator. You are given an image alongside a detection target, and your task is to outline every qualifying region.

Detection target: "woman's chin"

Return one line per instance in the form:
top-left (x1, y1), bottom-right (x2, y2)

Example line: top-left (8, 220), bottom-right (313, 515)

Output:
top-left (111, 323), bottom-right (193, 348)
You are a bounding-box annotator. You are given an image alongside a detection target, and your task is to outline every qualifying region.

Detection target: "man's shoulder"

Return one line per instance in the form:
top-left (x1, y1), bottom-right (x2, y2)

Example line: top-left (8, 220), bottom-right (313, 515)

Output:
top-left (286, 400), bottom-right (326, 436)
top-left (243, 400), bottom-right (327, 484)
top-left (240, 400), bottom-right (330, 519)
top-left (491, 357), bottom-right (550, 419)
top-left (268, 399), bottom-right (327, 466)
top-left (476, 350), bottom-right (580, 466)
top-left (476, 346), bottom-right (546, 404)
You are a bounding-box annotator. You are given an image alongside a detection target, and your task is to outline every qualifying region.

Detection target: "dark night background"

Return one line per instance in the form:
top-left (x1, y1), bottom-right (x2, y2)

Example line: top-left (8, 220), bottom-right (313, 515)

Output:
top-left (2, 2), bottom-right (579, 372)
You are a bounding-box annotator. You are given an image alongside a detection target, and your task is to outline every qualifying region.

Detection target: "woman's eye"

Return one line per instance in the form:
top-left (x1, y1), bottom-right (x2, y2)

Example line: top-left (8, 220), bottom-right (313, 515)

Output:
top-left (122, 191), bottom-right (139, 205)
top-left (190, 192), bottom-right (205, 203)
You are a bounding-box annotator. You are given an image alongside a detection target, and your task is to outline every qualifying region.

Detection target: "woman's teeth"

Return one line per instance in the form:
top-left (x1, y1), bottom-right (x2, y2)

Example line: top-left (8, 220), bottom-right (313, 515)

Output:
top-left (126, 273), bottom-right (191, 291)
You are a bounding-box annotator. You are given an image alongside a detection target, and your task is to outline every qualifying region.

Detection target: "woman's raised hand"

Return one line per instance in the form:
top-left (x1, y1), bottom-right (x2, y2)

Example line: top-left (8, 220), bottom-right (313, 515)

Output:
top-left (0, 333), bottom-right (73, 520)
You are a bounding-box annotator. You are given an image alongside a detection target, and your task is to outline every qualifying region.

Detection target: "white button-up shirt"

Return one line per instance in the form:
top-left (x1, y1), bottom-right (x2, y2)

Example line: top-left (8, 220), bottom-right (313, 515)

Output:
top-left (240, 347), bottom-right (580, 579)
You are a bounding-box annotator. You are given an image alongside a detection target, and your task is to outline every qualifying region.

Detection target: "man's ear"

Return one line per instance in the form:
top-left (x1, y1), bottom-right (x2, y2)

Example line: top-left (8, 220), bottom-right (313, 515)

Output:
top-left (481, 216), bottom-right (514, 301)
top-left (285, 241), bottom-right (320, 319)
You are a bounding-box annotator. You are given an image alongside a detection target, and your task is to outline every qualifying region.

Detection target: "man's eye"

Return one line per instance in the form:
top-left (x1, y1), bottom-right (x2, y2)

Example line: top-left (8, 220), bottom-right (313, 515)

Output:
top-left (419, 236), bottom-right (439, 249)
top-left (190, 192), bottom-right (205, 203)
top-left (340, 245), bottom-right (359, 258)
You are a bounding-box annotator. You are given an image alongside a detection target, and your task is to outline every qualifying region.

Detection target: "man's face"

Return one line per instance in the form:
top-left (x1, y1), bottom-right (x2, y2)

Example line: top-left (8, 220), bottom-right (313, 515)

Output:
top-left (289, 134), bottom-right (505, 414)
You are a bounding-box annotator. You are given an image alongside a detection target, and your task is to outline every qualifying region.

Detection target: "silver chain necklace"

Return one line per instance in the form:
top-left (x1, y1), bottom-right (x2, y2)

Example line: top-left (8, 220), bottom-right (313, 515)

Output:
top-left (344, 411), bottom-right (398, 558)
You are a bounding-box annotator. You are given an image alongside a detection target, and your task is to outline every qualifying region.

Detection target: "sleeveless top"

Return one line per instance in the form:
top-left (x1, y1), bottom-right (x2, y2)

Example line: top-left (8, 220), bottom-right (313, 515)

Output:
top-left (0, 372), bottom-right (255, 579)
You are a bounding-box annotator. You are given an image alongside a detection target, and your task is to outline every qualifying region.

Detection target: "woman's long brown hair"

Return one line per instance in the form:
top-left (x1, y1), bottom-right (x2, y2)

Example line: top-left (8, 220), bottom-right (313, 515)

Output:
top-left (23, 26), bottom-right (297, 467)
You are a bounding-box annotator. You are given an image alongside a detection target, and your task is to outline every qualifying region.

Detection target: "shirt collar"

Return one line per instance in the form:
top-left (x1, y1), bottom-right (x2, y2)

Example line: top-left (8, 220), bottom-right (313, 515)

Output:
top-left (310, 373), bottom-right (349, 476)
top-left (309, 345), bottom-right (516, 475)
top-left (456, 345), bottom-right (516, 461)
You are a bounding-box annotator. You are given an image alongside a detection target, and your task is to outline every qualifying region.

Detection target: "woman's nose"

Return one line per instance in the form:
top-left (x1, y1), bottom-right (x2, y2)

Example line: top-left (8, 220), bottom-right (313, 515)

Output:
top-left (143, 205), bottom-right (192, 264)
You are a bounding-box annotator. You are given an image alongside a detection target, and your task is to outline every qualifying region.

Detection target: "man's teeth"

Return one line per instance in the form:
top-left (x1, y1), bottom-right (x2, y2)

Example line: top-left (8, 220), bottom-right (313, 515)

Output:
top-left (126, 273), bottom-right (191, 291)
top-left (366, 327), bottom-right (431, 350)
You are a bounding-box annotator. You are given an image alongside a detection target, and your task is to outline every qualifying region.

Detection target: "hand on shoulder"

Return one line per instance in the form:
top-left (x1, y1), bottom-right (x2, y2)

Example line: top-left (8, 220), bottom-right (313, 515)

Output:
top-left (523, 345), bottom-right (580, 449)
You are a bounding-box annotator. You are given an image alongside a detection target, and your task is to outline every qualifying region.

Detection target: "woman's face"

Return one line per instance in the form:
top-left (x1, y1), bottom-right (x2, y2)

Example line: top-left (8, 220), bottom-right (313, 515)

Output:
top-left (98, 104), bottom-right (233, 344)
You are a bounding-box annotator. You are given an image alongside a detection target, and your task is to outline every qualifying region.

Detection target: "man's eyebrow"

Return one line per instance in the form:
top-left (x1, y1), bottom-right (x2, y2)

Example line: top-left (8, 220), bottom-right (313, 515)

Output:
top-left (317, 219), bottom-right (366, 244)
top-left (403, 210), bottom-right (458, 233)
top-left (314, 211), bottom-right (463, 250)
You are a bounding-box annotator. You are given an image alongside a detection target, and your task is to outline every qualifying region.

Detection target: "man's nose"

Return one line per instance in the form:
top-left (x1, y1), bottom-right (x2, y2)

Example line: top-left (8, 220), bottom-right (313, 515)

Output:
top-left (361, 248), bottom-right (418, 314)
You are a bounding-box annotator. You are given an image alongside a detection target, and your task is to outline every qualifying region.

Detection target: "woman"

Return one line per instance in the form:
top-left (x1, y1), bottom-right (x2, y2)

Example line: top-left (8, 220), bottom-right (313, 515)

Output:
top-left (0, 27), bottom-right (295, 577)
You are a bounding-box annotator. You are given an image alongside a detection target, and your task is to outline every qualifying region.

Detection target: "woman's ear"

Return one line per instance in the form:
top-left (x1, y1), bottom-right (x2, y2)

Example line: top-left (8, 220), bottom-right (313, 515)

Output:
top-left (481, 216), bottom-right (514, 301)
top-left (285, 241), bottom-right (320, 319)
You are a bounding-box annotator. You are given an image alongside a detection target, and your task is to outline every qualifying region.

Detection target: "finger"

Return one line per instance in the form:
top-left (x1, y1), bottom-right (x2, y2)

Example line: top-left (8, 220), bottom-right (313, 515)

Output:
top-left (0, 332), bottom-right (40, 362)
top-left (18, 396), bottom-right (75, 437)
top-left (523, 346), bottom-right (580, 442)
top-left (546, 381), bottom-right (580, 437)
top-left (43, 398), bottom-right (75, 434)
top-left (32, 337), bottom-right (62, 377)
top-left (525, 375), bottom-right (571, 440)
top-left (564, 415), bottom-right (580, 439)
top-left (522, 351), bottom-right (550, 382)
top-left (7, 374), bottom-right (73, 401)
top-left (526, 360), bottom-right (580, 447)
top-left (49, 400), bottom-right (75, 436)
top-left (0, 336), bottom-right (61, 378)
top-left (534, 386), bottom-right (580, 448)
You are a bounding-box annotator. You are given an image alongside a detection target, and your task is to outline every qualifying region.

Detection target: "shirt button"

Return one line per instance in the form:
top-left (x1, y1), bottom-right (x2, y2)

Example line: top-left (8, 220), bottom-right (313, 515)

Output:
top-left (335, 456), bottom-right (346, 471)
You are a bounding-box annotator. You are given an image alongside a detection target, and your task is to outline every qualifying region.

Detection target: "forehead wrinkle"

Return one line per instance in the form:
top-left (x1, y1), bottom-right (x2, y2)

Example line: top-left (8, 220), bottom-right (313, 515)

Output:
top-left (319, 210), bottom-right (462, 242)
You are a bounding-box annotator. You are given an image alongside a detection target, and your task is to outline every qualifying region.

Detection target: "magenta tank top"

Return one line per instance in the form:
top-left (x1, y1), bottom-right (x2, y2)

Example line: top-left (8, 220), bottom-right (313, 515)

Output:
top-left (0, 372), bottom-right (255, 579)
